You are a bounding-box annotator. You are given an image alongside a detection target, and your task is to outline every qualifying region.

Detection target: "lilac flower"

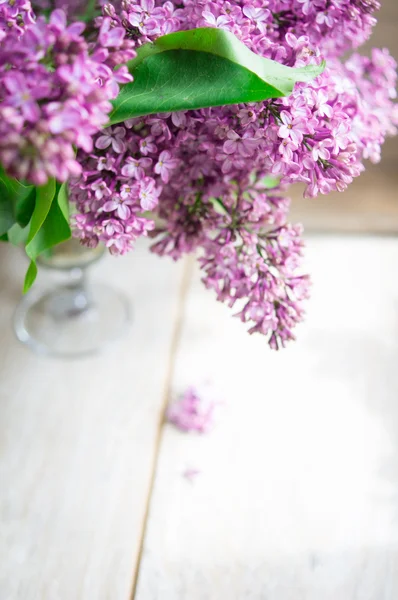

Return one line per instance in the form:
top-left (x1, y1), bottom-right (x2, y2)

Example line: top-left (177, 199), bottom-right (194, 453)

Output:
top-left (103, 218), bottom-right (124, 237)
top-left (99, 17), bottom-right (125, 47)
top-left (91, 180), bottom-right (111, 200)
top-left (314, 89), bottom-right (333, 118)
top-left (121, 157), bottom-right (152, 180)
top-left (154, 150), bottom-right (179, 184)
top-left (297, 0), bottom-right (312, 16)
top-left (279, 139), bottom-right (295, 161)
top-left (171, 111), bottom-right (187, 128)
top-left (102, 194), bottom-right (134, 220)
top-left (166, 387), bottom-right (217, 434)
top-left (97, 155), bottom-right (117, 172)
top-left (278, 111), bottom-right (308, 146)
top-left (312, 140), bottom-right (332, 161)
top-left (200, 225), bottom-right (311, 348)
top-left (120, 183), bottom-right (135, 199)
top-left (0, 3), bottom-right (135, 183)
top-left (139, 136), bottom-right (157, 156)
top-left (138, 177), bottom-right (161, 211)
top-left (127, 0), bottom-right (161, 36)
top-left (223, 131), bottom-right (260, 157)
top-left (242, 5), bottom-right (271, 34)
top-left (3, 72), bottom-right (41, 122)
top-left (96, 127), bottom-right (127, 153)
top-left (201, 11), bottom-right (230, 29)
top-left (237, 108), bottom-right (257, 126)
top-left (66, 0), bottom-right (397, 349)
top-left (57, 60), bottom-right (100, 97)
top-left (316, 11), bottom-right (334, 28)
top-left (47, 102), bottom-right (84, 135)
top-left (330, 121), bottom-right (350, 154)
top-left (182, 467), bottom-right (201, 482)
top-left (1, 0), bottom-right (35, 36)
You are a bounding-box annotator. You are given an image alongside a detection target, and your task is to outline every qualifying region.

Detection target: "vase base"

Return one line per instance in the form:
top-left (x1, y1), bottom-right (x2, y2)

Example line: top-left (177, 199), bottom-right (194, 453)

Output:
top-left (14, 283), bottom-right (131, 358)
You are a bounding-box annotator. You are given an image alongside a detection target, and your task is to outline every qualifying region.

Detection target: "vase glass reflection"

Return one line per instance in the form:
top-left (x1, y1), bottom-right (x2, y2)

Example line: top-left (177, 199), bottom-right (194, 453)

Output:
top-left (14, 238), bottom-right (130, 358)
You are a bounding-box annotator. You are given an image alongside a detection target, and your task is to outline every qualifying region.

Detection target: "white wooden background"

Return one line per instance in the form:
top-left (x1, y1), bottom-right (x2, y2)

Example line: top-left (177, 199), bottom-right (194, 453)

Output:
top-left (1, 235), bottom-right (398, 600)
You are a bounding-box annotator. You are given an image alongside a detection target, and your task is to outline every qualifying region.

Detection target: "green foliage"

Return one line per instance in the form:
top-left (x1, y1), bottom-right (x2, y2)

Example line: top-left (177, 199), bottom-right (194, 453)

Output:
top-left (23, 181), bottom-right (71, 292)
top-left (0, 167), bottom-right (72, 292)
top-left (0, 190), bottom-right (14, 237)
top-left (7, 223), bottom-right (30, 246)
top-left (0, 166), bottom-right (36, 235)
top-left (80, 0), bottom-right (100, 22)
top-left (262, 176), bottom-right (281, 189)
top-left (109, 28), bottom-right (325, 125)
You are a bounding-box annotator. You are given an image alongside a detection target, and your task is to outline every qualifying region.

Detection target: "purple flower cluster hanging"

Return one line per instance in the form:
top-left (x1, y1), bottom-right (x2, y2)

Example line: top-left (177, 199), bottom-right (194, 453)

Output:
top-left (1, 0), bottom-right (397, 348)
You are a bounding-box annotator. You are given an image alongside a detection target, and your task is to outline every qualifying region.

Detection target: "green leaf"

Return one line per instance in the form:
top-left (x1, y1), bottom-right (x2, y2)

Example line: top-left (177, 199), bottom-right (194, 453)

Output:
top-left (109, 28), bottom-right (325, 125)
top-left (7, 223), bottom-right (29, 246)
top-left (0, 165), bottom-right (36, 235)
top-left (24, 260), bottom-right (38, 293)
top-left (23, 180), bottom-right (71, 293)
top-left (79, 0), bottom-right (100, 22)
top-left (209, 197), bottom-right (229, 216)
top-left (25, 178), bottom-right (56, 255)
top-left (262, 176), bottom-right (280, 189)
top-left (0, 166), bottom-right (17, 235)
top-left (55, 182), bottom-right (70, 222)
top-left (0, 191), bottom-right (15, 236)
top-left (15, 186), bottom-right (36, 228)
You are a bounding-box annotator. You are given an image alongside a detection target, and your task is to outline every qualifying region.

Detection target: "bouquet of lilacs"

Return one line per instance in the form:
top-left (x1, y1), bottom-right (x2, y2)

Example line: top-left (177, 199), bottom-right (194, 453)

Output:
top-left (1, 0), bottom-right (397, 349)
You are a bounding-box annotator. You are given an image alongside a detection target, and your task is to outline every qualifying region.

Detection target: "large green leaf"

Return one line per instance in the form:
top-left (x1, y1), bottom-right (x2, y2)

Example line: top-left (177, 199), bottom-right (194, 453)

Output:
top-left (55, 181), bottom-right (70, 223)
top-left (0, 165), bottom-right (36, 235)
top-left (0, 192), bottom-right (14, 237)
top-left (0, 170), bottom-right (72, 291)
top-left (7, 223), bottom-right (30, 246)
top-left (15, 186), bottom-right (36, 228)
top-left (0, 166), bottom-right (16, 235)
top-left (109, 28), bottom-right (325, 125)
top-left (23, 181), bottom-right (71, 292)
top-left (25, 178), bottom-right (56, 254)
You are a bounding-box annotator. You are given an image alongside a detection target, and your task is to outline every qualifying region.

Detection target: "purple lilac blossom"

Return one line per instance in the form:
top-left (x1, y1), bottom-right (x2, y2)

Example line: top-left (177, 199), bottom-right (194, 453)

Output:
top-left (182, 467), bottom-right (201, 482)
top-left (0, 0), bottom-right (35, 40)
top-left (166, 387), bottom-right (218, 434)
top-left (3, 0), bottom-right (396, 348)
top-left (0, 2), bottom-right (134, 184)
top-left (68, 0), bottom-right (397, 348)
top-left (31, 0), bottom-right (122, 16)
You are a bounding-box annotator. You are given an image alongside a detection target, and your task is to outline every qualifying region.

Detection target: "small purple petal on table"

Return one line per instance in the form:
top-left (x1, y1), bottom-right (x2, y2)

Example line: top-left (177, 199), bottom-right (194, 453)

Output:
top-left (182, 467), bottom-right (201, 482)
top-left (166, 386), bottom-right (221, 434)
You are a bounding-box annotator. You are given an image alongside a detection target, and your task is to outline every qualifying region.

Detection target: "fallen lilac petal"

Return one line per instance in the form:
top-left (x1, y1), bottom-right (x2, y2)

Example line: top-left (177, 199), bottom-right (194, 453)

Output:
top-left (166, 387), bottom-right (220, 434)
top-left (182, 467), bottom-right (201, 482)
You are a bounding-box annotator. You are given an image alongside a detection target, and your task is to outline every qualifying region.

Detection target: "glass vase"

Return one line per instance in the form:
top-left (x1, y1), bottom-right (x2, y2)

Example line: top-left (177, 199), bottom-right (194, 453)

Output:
top-left (14, 238), bottom-right (131, 358)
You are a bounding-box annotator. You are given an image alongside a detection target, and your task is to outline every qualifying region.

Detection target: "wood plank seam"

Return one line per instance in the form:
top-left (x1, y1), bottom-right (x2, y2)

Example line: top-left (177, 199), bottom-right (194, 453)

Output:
top-left (128, 256), bottom-right (195, 600)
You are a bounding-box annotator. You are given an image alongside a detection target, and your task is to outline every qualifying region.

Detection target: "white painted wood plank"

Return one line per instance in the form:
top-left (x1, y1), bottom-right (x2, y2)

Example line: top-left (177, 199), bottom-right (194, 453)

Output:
top-left (135, 236), bottom-right (398, 600)
top-left (0, 240), bottom-right (183, 600)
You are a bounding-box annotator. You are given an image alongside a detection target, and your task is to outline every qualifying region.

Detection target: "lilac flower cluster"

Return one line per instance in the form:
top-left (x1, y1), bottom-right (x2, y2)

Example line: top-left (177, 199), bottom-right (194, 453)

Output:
top-left (199, 225), bottom-right (310, 348)
top-left (166, 387), bottom-right (218, 433)
top-left (0, 1), bottom-right (134, 184)
top-left (0, 0), bottom-right (35, 40)
top-left (253, 0), bottom-right (382, 54)
top-left (69, 0), bottom-right (397, 348)
top-left (31, 0), bottom-right (120, 17)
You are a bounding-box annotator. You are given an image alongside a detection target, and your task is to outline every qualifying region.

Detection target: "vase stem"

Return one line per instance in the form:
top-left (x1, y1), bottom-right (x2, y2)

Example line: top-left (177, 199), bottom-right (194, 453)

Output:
top-left (13, 239), bottom-right (130, 358)
top-left (63, 268), bottom-right (92, 317)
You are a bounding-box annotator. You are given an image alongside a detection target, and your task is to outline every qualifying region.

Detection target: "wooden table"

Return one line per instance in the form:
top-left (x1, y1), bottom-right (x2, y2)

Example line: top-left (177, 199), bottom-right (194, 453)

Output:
top-left (1, 236), bottom-right (398, 600)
